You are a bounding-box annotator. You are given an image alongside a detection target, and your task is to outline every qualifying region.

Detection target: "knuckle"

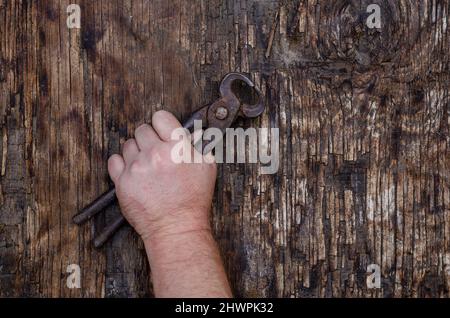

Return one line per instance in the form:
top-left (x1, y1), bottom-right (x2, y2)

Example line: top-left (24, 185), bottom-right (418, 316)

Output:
top-left (152, 110), bottom-right (170, 122)
top-left (135, 123), bottom-right (150, 136)
top-left (149, 147), bottom-right (171, 169)
top-left (149, 147), bottom-right (163, 159)
top-left (108, 154), bottom-right (119, 164)
top-left (129, 159), bottom-right (146, 174)
top-left (123, 138), bottom-right (136, 149)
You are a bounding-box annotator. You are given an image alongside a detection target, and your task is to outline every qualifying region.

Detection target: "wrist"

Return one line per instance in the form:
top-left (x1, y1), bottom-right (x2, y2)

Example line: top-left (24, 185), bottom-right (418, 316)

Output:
top-left (140, 209), bottom-right (211, 247)
top-left (142, 224), bottom-right (215, 272)
top-left (142, 225), bottom-right (231, 298)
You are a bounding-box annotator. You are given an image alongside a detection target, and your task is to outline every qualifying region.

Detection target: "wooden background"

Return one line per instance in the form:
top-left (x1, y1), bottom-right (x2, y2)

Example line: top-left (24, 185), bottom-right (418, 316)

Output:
top-left (0, 0), bottom-right (449, 297)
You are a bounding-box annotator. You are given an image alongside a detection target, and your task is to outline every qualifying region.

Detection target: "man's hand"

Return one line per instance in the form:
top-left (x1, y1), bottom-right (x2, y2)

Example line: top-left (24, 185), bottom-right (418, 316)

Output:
top-left (107, 110), bottom-right (232, 298)
top-left (107, 110), bottom-right (216, 241)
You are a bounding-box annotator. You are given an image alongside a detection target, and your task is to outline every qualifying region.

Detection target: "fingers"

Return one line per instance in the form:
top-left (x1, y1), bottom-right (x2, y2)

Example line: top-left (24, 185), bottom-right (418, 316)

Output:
top-left (152, 110), bottom-right (183, 142)
top-left (135, 123), bottom-right (160, 150)
top-left (119, 111), bottom-right (185, 167)
top-left (108, 154), bottom-right (125, 183)
top-left (123, 138), bottom-right (139, 164)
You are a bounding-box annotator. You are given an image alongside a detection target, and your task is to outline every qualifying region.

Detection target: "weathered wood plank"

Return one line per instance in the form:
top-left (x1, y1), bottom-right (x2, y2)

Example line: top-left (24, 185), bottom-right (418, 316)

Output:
top-left (0, 0), bottom-right (449, 297)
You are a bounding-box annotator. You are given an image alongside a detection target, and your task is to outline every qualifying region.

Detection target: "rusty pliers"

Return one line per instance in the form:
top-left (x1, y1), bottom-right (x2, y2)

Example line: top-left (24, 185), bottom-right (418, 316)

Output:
top-left (73, 72), bottom-right (265, 247)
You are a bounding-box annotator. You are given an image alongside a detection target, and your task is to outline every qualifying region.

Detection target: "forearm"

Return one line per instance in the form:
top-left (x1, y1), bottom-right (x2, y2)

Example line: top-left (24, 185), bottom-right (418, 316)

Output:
top-left (144, 227), bottom-right (232, 298)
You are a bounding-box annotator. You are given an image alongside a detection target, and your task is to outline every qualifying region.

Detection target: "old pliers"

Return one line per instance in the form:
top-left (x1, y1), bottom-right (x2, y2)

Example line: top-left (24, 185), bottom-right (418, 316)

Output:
top-left (73, 72), bottom-right (265, 247)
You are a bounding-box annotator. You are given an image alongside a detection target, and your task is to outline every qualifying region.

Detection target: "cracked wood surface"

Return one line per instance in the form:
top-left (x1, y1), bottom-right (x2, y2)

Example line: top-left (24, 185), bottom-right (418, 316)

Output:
top-left (0, 0), bottom-right (449, 297)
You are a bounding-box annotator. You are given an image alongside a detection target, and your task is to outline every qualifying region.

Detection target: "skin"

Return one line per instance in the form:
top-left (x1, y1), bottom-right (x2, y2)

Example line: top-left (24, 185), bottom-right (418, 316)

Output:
top-left (107, 110), bottom-right (232, 298)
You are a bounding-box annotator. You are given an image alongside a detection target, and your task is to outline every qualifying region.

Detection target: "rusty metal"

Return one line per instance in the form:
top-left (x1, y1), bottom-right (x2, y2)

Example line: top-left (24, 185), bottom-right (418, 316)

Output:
top-left (215, 106), bottom-right (228, 120)
top-left (73, 72), bottom-right (264, 247)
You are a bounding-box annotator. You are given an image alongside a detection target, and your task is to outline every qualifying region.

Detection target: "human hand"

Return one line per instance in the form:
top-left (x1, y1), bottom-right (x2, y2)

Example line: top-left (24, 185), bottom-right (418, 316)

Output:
top-left (107, 110), bottom-right (217, 242)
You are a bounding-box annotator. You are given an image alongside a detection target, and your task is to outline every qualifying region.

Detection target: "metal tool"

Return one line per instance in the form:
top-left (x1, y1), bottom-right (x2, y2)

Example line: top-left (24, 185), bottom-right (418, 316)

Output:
top-left (73, 72), bottom-right (265, 247)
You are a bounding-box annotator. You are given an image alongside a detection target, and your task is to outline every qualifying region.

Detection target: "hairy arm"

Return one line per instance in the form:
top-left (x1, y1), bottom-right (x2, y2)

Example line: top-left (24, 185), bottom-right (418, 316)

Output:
top-left (107, 110), bottom-right (232, 298)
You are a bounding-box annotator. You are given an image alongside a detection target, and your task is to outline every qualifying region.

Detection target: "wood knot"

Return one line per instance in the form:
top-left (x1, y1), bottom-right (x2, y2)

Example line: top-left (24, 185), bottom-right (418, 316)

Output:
top-left (317, 0), bottom-right (415, 69)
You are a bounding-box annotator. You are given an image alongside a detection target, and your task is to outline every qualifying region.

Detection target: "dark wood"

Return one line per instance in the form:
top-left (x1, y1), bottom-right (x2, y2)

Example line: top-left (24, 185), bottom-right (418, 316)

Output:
top-left (0, 0), bottom-right (449, 297)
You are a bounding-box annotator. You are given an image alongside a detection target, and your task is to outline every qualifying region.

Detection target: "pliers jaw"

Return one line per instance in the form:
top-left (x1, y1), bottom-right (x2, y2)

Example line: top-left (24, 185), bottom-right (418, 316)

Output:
top-left (183, 72), bottom-right (264, 133)
top-left (220, 72), bottom-right (265, 119)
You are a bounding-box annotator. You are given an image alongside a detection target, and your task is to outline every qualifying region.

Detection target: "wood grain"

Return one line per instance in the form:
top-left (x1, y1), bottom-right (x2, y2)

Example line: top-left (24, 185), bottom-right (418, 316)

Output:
top-left (0, 0), bottom-right (449, 297)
